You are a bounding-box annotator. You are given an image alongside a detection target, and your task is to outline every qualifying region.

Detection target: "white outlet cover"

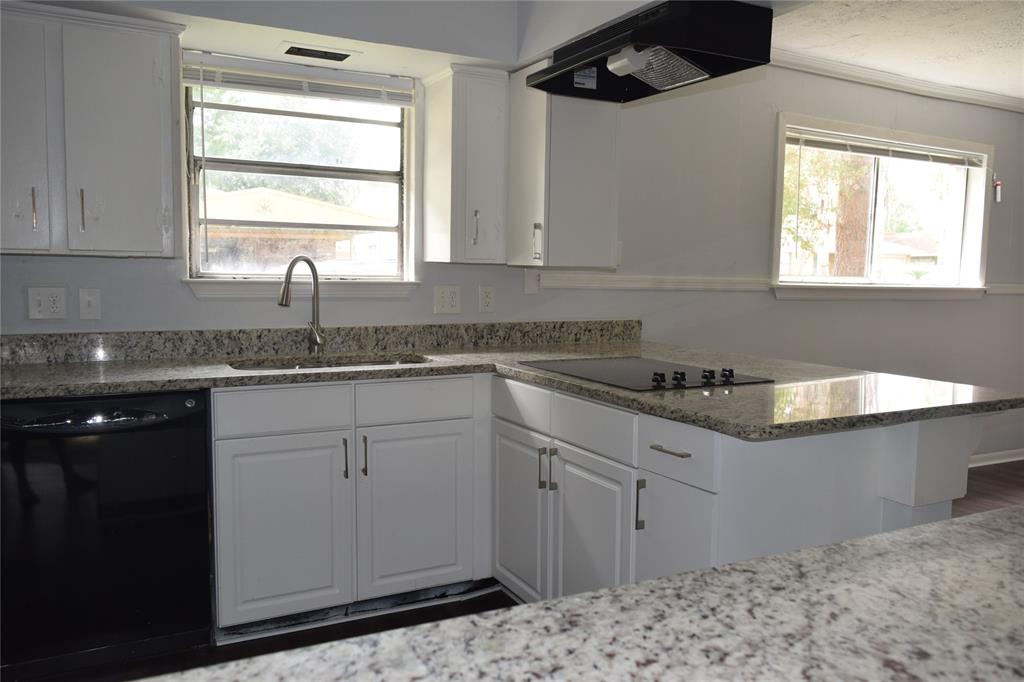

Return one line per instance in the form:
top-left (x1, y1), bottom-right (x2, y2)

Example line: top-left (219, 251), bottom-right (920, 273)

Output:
top-left (478, 286), bottom-right (495, 313)
top-left (79, 288), bottom-right (102, 320)
top-left (28, 287), bottom-right (67, 319)
top-left (433, 285), bottom-right (461, 314)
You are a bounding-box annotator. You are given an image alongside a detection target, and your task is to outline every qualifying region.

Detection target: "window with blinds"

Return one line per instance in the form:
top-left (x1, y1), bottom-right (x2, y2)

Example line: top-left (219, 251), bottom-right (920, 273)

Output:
top-left (775, 114), bottom-right (992, 288)
top-left (184, 54), bottom-right (412, 280)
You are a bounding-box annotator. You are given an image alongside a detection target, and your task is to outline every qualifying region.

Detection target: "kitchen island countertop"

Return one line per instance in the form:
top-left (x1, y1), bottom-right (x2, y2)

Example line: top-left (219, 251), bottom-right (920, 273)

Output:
top-left (2, 339), bottom-right (1021, 441)
top-left (145, 505), bottom-right (1024, 681)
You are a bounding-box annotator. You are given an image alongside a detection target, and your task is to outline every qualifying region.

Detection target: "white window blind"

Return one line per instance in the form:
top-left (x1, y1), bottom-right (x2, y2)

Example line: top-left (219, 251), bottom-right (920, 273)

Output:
top-left (786, 127), bottom-right (985, 168)
top-left (182, 51), bottom-right (415, 107)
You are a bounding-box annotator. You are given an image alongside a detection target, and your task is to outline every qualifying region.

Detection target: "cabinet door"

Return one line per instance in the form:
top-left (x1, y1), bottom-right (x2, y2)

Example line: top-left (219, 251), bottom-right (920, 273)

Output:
top-left (506, 61), bottom-right (549, 266)
top-left (550, 440), bottom-right (635, 598)
top-left (63, 23), bottom-right (172, 254)
top-left (634, 470), bottom-right (716, 583)
top-left (214, 430), bottom-right (355, 627)
top-left (1, 15), bottom-right (50, 251)
top-left (461, 74), bottom-right (507, 262)
top-left (492, 419), bottom-right (550, 602)
top-left (356, 420), bottom-right (474, 599)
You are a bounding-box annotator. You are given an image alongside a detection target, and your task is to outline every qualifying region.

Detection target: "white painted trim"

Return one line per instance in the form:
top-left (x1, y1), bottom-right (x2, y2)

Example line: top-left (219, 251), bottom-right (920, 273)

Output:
top-left (770, 51), bottom-right (1024, 114)
top-left (185, 278), bottom-right (419, 300)
top-left (538, 272), bottom-right (770, 292)
top-left (773, 285), bottom-right (986, 301)
top-left (1, 1), bottom-right (185, 35)
top-left (987, 283), bottom-right (1024, 295)
top-left (969, 448), bottom-right (1024, 468)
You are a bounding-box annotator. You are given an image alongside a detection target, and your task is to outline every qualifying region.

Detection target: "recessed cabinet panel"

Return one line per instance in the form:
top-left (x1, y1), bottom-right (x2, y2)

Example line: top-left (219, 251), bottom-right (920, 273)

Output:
top-left (550, 441), bottom-right (635, 598)
top-left (63, 23), bottom-right (171, 253)
top-left (492, 419), bottom-right (550, 602)
top-left (215, 430), bottom-right (355, 627)
top-left (356, 420), bottom-right (474, 599)
top-left (1, 16), bottom-right (50, 251)
top-left (461, 74), bottom-right (508, 261)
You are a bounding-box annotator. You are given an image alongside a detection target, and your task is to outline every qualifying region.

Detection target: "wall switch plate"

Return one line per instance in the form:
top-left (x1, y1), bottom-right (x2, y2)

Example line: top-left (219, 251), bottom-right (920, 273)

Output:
top-left (433, 285), bottom-right (461, 314)
top-left (28, 287), bottom-right (67, 319)
top-left (79, 288), bottom-right (101, 320)
top-left (478, 286), bottom-right (495, 313)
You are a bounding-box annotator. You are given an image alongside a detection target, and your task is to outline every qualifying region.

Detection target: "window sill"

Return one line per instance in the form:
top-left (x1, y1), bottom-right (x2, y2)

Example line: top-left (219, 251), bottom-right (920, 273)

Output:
top-left (184, 278), bottom-right (420, 300)
top-left (772, 284), bottom-right (987, 300)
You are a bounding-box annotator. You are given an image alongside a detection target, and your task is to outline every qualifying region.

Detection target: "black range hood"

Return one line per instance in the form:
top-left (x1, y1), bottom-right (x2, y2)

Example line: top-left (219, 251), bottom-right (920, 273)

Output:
top-left (526, 1), bottom-right (773, 103)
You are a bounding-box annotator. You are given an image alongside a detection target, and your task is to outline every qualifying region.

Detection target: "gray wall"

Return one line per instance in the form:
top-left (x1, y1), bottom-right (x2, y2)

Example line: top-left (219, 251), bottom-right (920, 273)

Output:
top-left (2, 64), bottom-right (1021, 450)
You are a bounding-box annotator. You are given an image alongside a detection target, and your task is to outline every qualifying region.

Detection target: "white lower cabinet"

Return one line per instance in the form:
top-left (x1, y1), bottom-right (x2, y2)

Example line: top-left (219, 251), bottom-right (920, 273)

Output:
top-left (550, 441), bottom-right (636, 597)
top-left (215, 430), bottom-right (355, 627)
top-left (634, 470), bottom-right (716, 583)
top-left (493, 419), bottom-right (550, 601)
top-left (356, 420), bottom-right (474, 599)
top-left (493, 419), bottom-right (638, 602)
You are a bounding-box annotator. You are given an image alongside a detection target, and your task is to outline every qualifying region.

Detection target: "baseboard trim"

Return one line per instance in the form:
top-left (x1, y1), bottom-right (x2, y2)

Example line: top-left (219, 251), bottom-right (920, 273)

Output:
top-left (969, 448), bottom-right (1024, 468)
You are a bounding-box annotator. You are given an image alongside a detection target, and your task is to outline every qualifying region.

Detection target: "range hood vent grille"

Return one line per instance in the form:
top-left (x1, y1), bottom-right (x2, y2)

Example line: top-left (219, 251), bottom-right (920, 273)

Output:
top-left (526, 0), bottom-right (773, 103)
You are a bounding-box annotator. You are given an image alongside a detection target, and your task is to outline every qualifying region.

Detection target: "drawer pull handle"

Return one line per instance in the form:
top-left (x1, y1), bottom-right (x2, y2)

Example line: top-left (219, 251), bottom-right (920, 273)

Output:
top-left (635, 479), bottom-right (646, 530)
top-left (537, 446), bottom-right (547, 489)
top-left (342, 437), bottom-right (349, 479)
top-left (472, 209), bottom-right (480, 246)
top-left (649, 443), bottom-right (692, 459)
top-left (31, 187), bottom-right (38, 230)
top-left (548, 447), bottom-right (558, 491)
top-left (362, 435), bottom-right (369, 476)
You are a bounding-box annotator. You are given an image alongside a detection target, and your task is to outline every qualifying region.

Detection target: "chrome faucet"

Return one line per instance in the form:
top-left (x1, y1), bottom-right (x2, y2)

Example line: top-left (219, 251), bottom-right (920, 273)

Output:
top-left (278, 256), bottom-right (326, 355)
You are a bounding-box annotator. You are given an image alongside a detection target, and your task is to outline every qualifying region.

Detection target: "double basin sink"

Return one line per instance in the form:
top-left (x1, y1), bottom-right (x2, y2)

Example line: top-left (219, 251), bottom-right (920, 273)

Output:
top-left (229, 353), bottom-right (429, 371)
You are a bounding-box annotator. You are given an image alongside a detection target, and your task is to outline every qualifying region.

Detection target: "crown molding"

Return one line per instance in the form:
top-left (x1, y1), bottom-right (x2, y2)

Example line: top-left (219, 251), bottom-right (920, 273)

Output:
top-left (1, 1), bottom-right (184, 35)
top-left (770, 49), bottom-right (1024, 115)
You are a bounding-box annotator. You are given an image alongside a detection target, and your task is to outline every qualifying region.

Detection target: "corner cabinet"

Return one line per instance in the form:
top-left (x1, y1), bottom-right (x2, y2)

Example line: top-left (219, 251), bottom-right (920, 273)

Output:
top-left (0, 5), bottom-right (181, 256)
top-left (506, 60), bottom-right (620, 268)
top-left (423, 66), bottom-right (508, 263)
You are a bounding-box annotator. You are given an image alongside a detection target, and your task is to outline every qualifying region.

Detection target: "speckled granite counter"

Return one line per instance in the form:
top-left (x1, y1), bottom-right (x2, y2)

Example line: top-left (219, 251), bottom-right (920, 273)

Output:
top-left (146, 505), bottom-right (1024, 681)
top-left (2, 326), bottom-right (1021, 441)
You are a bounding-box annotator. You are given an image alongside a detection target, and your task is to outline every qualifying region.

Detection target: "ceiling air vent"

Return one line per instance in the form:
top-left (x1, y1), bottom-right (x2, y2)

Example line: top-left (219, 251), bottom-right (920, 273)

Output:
top-left (284, 46), bottom-right (350, 63)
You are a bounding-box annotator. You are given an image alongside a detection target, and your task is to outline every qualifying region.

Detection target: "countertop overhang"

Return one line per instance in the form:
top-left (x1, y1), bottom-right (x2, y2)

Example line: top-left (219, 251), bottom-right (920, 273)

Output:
top-left (2, 341), bottom-right (1021, 441)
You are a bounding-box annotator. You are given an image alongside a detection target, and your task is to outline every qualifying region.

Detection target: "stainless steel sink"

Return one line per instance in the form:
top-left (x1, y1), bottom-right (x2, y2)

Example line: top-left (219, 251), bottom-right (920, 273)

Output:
top-left (228, 353), bottom-right (429, 371)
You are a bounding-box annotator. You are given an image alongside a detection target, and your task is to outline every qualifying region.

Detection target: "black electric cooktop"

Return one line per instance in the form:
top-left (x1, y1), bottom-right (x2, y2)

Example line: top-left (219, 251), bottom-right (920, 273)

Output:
top-left (520, 357), bottom-right (773, 392)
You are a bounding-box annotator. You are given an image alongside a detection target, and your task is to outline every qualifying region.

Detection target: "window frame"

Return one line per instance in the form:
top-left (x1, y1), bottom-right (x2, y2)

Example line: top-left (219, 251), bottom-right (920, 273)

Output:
top-left (771, 112), bottom-right (994, 297)
top-left (183, 79), bottom-right (411, 284)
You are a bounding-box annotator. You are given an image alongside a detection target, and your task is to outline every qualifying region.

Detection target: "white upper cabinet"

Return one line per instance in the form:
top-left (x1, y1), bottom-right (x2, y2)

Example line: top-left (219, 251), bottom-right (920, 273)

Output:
top-left (0, 5), bottom-right (181, 256)
top-left (507, 60), bottom-right (620, 268)
top-left (424, 66), bottom-right (508, 263)
top-left (63, 23), bottom-right (174, 254)
top-left (1, 15), bottom-right (50, 251)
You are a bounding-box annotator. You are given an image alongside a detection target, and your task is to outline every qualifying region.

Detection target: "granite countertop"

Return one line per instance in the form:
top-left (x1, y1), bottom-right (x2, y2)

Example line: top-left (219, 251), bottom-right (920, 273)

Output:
top-left (147, 505), bottom-right (1024, 681)
top-left (2, 340), bottom-right (1022, 441)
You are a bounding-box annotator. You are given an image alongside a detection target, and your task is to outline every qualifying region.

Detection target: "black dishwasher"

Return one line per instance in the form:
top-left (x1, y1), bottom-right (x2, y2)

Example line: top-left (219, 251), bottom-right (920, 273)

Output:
top-left (1, 391), bottom-right (211, 679)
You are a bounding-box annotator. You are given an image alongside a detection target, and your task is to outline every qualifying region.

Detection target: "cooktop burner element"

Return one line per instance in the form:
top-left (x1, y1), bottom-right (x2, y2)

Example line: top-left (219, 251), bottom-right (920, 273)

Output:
top-left (520, 357), bottom-right (773, 392)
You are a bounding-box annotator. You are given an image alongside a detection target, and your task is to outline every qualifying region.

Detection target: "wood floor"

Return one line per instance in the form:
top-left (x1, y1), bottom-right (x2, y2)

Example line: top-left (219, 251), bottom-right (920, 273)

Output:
top-left (952, 459), bottom-right (1024, 517)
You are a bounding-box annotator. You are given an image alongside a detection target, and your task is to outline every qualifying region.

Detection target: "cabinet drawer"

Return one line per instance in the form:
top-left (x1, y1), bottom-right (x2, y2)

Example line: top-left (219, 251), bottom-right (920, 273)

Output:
top-left (492, 377), bottom-right (550, 433)
top-left (551, 393), bottom-right (636, 467)
top-left (356, 378), bottom-right (473, 426)
top-left (214, 385), bottom-right (353, 439)
top-left (637, 414), bottom-right (720, 493)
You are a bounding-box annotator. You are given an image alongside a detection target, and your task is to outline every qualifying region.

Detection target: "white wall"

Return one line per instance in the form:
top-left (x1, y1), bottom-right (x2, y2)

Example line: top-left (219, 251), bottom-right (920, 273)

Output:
top-left (2, 64), bottom-right (1021, 450)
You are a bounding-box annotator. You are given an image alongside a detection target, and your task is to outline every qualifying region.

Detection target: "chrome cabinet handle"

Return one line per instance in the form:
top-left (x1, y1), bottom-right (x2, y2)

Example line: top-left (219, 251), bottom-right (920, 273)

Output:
top-left (635, 479), bottom-right (646, 530)
top-left (342, 437), bottom-right (349, 479)
top-left (649, 443), bottom-right (692, 459)
top-left (537, 446), bottom-right (547, 489)
top-left (472, 209), bottom-right (480, 246)
top-left (548, 447), bottom-right (558, 491)
top-left (30, 187), bottom-right (38, 230)
top-left (361, 435), bottom-right (369, 476)
top-left (532, 222), bottom-right (543, 260)
top-left (79, 188), bottom-right (86, 232)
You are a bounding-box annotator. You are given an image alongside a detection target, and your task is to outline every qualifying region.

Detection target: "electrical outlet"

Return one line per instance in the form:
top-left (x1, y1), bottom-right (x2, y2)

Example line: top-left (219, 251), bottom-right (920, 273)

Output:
top-left (79, 288), bottom-right (102, 320)
top-left (433, 285), bottom-right (461, 314)
top-left (28, 287), bottom-right (67, 319)
top-left (478, 286), bottom-right (495, 313)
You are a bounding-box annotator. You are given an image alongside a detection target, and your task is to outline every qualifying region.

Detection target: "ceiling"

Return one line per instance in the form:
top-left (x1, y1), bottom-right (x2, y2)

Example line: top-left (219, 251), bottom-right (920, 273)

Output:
top-left (771, 1), bottom-right (1024, 100)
